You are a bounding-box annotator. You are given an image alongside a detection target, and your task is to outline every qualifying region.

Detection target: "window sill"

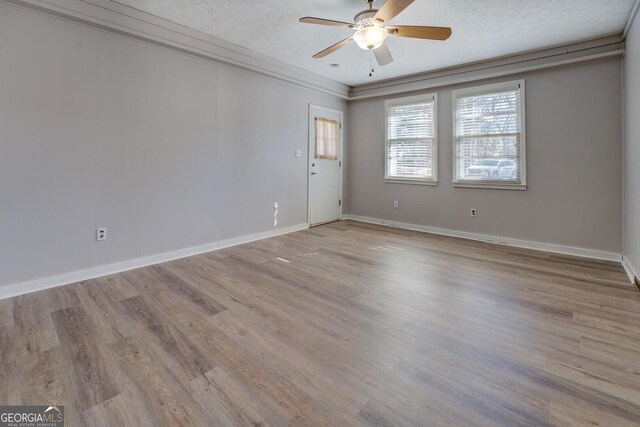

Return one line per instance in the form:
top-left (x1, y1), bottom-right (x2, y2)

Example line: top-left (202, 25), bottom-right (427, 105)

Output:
top-left (385, 178), bottom-right (438, 186)
top-left (453, 182), bottom-right (527, 191)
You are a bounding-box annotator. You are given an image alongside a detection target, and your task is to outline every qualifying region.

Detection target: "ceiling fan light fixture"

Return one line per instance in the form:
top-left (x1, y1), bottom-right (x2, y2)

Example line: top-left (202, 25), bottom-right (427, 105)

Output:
top-left (353, 25), bottom-right (388, 50)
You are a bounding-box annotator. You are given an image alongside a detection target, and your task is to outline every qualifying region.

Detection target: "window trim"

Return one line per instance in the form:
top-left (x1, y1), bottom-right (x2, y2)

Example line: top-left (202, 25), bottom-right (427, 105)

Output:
top-left (385, 93), bottom-right (438, 185)
top-left (451, 80), bottom-right (526, 190)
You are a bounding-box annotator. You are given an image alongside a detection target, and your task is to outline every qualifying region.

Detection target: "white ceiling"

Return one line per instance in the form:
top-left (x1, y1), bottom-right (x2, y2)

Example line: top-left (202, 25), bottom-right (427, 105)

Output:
top-left (112, 0), bottom-right (634, 86)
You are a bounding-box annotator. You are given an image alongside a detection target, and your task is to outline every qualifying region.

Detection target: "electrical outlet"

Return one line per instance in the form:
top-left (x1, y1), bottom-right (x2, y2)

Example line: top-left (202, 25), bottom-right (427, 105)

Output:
top-left (273, 202), bottom-right (279, 227)
top-left (295, 149), bottom-right (302, 158)
top-left (470, 209), bottom-right (477, 217)
top-left (96, 228), bottom-right (107, 241)
top-left (393, 201), bottom-right (399, 209)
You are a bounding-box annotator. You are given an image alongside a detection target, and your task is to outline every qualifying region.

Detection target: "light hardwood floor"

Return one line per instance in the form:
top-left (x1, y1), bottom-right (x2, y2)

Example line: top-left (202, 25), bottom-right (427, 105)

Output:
top-left (1, 220), bottom-right (639, 426)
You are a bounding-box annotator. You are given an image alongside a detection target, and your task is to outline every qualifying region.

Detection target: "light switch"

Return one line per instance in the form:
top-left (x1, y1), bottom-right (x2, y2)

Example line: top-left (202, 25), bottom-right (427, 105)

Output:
top-left (295, 149), bottom-right (302, 158)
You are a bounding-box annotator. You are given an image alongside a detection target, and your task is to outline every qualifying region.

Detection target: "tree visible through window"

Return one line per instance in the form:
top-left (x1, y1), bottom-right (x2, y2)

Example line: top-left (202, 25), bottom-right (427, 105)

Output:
top-left (453, 81), bottom-right (526, 188)
top-left (385, 94), bottom-right (437, 183)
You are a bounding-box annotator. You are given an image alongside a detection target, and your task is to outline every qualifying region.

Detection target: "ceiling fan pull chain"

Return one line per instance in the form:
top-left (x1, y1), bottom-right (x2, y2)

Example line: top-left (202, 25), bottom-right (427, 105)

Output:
top-left (369, 50), bottom-right (375, 77)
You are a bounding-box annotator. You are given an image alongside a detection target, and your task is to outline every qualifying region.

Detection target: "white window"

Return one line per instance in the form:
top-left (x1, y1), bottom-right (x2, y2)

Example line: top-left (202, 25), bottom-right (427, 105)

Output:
top-left (314, 118), bottom-right (339, 160)
top-left (452, 80), bottom-right (526, 190)
top-left (385, 94), bottom-right (437, 184)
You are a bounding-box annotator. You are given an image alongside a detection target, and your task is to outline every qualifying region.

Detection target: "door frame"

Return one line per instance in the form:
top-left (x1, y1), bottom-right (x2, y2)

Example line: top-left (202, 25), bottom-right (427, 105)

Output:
top-left (307, 104), bottom-right (344, 227)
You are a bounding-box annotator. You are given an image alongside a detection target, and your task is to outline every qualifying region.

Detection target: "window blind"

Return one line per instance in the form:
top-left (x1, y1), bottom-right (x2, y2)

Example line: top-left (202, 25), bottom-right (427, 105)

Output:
top-left (453, 83), bottom-right (524, 185)
top-left (386, 98), bottom-right (436, 181)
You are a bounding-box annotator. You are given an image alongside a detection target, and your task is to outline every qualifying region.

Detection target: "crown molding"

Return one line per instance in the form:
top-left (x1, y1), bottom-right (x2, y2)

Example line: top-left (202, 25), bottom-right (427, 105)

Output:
top-left (2, 0), bottom-right (628, 101)
top-left (2, 0), bottom-right (351, 99)
top-left (349, 36), bottom-right (625, 100)
top-left (624, 0), bottom-right (640, 38)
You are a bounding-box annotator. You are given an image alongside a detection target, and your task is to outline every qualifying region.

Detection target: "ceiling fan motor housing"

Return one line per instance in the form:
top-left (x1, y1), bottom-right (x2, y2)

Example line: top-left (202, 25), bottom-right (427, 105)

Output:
top-left (354, 10), bottom-right (379, 26)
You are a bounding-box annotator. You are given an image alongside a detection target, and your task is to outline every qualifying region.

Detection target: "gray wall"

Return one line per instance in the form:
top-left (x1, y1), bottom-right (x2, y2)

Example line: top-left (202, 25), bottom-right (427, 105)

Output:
top-left (0, 2), bottom-right (346, 288)
top-left (625, 12), bottom-right (640, 276)
top-left (347, 59), bottom-right (623, 253)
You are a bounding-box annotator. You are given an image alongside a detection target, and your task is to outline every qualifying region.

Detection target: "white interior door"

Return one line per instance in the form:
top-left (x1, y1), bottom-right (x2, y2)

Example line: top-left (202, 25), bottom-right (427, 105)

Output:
top-left (309, 105), bottom-right (342, 226)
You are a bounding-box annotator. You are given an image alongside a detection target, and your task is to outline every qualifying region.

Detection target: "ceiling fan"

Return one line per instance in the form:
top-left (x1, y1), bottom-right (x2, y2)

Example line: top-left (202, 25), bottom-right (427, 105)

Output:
top-left (300, 0), bottom-right (451, 65)
top-left (299, 0), bottom-right (452, 67)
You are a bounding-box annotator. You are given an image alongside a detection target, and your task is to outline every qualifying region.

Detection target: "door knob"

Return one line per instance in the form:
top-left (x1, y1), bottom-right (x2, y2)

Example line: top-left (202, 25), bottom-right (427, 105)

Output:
top-left (311, 172), bottom-right (317, 175)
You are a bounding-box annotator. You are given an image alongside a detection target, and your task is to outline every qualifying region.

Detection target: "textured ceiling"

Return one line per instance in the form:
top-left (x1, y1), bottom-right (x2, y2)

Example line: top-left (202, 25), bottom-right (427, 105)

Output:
top-left (112, 0), bottom-right (634, 86)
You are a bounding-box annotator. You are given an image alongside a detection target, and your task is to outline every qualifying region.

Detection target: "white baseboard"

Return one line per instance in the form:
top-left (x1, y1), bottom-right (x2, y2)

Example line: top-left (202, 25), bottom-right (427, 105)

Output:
top-left (343, 214), bottom-right (622, 263)
top-left (0, 223), bottom-right (309, 301)
top-left (622, 256), bottom-right (639, 284)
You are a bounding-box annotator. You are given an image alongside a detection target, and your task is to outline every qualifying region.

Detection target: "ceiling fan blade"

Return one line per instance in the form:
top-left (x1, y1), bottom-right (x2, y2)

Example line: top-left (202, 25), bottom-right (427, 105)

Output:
top-left (374, 0), bottom-right (414, 23)
top-left (313, 37), bottom-right (353, 59)
top-left (299, 17), bottom-right (353, 27)
top-left (387, 25), bottom-right (452, 40)
top-left (374, 42), bottom-right (393, 66)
